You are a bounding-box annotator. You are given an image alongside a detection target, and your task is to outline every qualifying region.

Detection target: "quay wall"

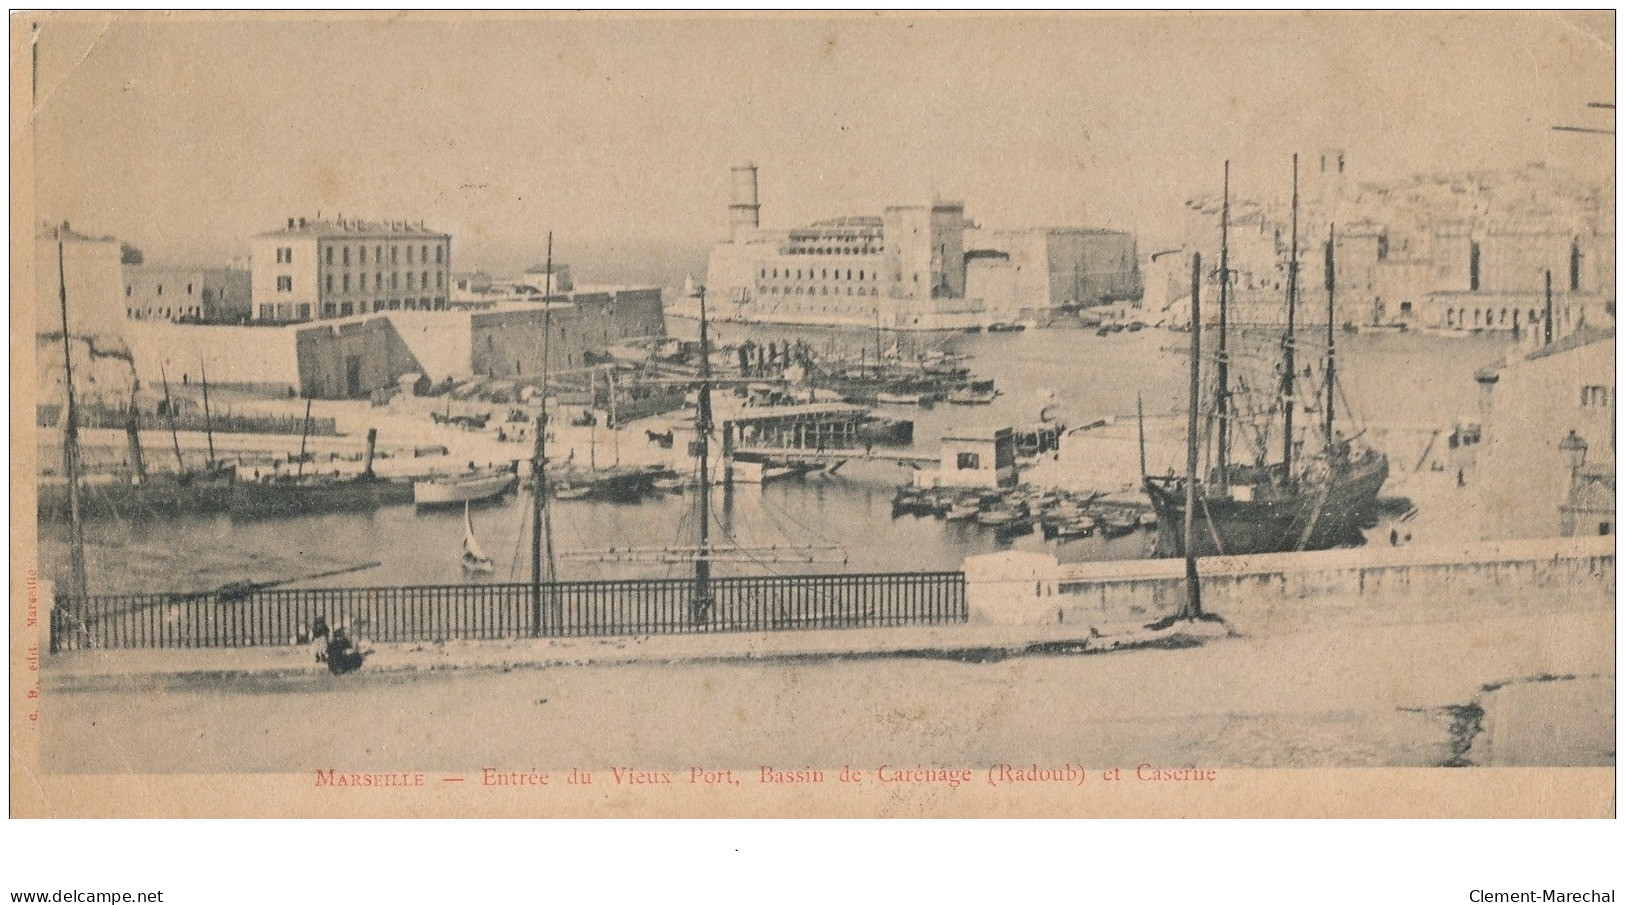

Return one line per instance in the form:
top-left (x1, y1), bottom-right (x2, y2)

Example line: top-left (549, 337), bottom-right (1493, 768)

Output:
top-left (964, 537), bottom-right (1615, 630)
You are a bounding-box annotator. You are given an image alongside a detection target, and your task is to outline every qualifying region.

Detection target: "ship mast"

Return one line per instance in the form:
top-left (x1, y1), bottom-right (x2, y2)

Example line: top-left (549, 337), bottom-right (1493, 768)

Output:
top-left (160, 365), bottom-right (185, 474)
top-left (56, 235), bottom-right (88, 600)
top-left (692, 284), bottom-right (714, 625)
top-left (532, 232), bottom-right (558, 636)
top-left (1281, 153), bottom-right (1300, 482)
top-left (1136, 392), bottom-right (1148, 481)
top-left (200, 360), bottom-right (216, 468)
top-left (125, 386), bottom-right (146, 485)
top-left (1324, 223), bottom-right (1337, 448)
top-left (1215, 160), bottom-right (1232, 486)
top-left (295, 396), bottom-right (311, 479)
top-left (1182, 252), bottom-right (1203, 619)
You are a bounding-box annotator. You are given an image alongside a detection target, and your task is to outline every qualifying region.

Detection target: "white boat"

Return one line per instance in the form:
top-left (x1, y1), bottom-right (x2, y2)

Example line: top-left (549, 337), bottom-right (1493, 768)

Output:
top-left (875, 391), bottom-right (925, 405)
top-left (947, 387), bottom-right (996, 405)
top-left (652, 475), bottom-right (687, 492)
top-left (414, 466), bottom-right (517, 506)
top-left (944, 500), bottom-right (980, 521)
top-left (460, 502), bottom-right (496, 574)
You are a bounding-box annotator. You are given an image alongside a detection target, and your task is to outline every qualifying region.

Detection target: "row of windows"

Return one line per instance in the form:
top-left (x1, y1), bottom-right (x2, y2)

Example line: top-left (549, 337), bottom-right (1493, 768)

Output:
top-left (324, 271), bottom-right (444, 294)
top-left (127, 306), bottom-right (202, 320)
top-left (1443, 307), bottom-right (1557, 328)
top-left (1580, 385), bottom-right (1612, 408)
top-left (124, 282), bottom-right (198, 297)
top-left (274, 247), bottom-right (294, 264)
top-left (761, 285), bottom-right (880, 298)
top-left (256, 297), bottom-right (448, 320)
top-left (785, 244), bottom-right (883, 256)
top-left (760, 267), bottom-right (878, 281)
top-left (325, 243), bottom-right (444, 267)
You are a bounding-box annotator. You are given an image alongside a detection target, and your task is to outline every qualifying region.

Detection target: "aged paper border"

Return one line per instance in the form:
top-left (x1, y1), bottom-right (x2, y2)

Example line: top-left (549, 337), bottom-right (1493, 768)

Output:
top-left (8, 9), bottom-right (1616, 820)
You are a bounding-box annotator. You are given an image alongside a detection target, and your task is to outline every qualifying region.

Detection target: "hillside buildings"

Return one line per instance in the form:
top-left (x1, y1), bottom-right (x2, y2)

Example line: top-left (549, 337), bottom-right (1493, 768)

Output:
top-left (703, 164), bottom-right (1140, 330)
top-left (1175, 153), bottom-right (1615, 335)
top-left (249, 217), bottom-right (452, 322)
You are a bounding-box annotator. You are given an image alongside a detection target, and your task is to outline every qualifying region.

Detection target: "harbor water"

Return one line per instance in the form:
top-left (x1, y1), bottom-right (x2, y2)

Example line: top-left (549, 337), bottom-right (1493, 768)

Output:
top-left (34, 325), bottom-right (1512, 597)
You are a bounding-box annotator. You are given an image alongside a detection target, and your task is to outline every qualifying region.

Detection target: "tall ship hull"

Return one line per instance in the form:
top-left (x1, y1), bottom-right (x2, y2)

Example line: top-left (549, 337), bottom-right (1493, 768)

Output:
top-left (38, 470), bottom-right (236, 520)
top-left (1145, 449), bottom-right (1389, 558)
top-left (230, 475), bottom-right (414, 519)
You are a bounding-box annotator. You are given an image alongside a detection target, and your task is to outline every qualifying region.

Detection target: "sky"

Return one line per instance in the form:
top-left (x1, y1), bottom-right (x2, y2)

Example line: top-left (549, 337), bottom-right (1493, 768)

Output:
top-left (22, 11), bottom-right (1616, 286)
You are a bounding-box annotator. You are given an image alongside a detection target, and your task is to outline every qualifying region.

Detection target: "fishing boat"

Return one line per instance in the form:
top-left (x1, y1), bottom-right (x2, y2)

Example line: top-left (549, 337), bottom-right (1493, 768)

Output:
top-left (875, 391), bottom-right (925, 406)
top-left (1054, 516), bottom-right (1096, 540)
top-left (460, 502), bottom-right (496, 574)
top-left (553, 483), bottom-right (594, 500)
top-left (414, 464), bottom-right (518, 506)
top-left (550, 464), bottom-right (662, 501)
top-left (1143, 158), bottom-right (1389, 559)
top-left (891, 487), bottom-right (930, 518)
top-left (944, 498), bottom-right (980, 522)
top-left (975, 502), bottom-right (1028, 528)
top-left (947, 381), bottom-right (997, 405)
top-left (994, 516), bottom-right (1035, 539)
top-left (652, 473), bottom-right (688, 493)
top-left (1098, 510), bottom-right (1140, 538)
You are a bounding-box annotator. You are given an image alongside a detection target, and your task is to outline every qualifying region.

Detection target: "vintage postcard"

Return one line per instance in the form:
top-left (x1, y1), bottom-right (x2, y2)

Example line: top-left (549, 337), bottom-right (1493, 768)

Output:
top-left (9, 10), bottom-right (1615, 820)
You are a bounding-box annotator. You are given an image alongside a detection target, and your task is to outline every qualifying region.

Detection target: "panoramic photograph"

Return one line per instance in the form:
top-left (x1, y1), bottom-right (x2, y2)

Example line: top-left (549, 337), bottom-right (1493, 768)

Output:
top-left (11, 11), bottom-right (1615, 819)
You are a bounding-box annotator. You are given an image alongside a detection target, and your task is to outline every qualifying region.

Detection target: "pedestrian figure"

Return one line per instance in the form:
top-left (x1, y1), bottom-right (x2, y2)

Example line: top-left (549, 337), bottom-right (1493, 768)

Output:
top-left (325, 628), bottom-right (364, 675)
top-left (1457, 468), bottom-right (1466, 487)
top-left (1390, 528), bottom-right (1399, 546)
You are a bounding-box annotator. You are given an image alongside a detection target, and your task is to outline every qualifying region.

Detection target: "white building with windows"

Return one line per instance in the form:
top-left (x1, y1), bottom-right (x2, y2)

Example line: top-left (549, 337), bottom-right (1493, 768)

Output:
top-left (124, 266), bottom-right (250, 323)
top-left (250, 217), bottom-right (451, 322)
top-left (1473, 324), bottom-right (1615, 540)
top-left (33, 223), bottom-right (126, 337)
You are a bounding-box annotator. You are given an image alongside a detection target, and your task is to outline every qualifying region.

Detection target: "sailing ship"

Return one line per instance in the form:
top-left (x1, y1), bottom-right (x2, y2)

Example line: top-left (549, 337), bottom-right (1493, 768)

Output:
top-left (1144, 158), bottom-right (1389, 559)
top-left (38, 364), bottom-right (236, 521)
top-left (460, 502), bottom-right (496, 573)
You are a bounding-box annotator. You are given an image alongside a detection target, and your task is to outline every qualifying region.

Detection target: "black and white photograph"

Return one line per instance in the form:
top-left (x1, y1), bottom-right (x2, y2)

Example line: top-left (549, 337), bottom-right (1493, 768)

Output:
top-left (11, 11), bottom-right (1616, 827)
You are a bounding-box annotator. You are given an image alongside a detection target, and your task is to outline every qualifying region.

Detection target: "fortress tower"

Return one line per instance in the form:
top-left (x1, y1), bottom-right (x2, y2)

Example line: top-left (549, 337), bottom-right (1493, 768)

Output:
top-left (729, 163), bottom-right (761, 242)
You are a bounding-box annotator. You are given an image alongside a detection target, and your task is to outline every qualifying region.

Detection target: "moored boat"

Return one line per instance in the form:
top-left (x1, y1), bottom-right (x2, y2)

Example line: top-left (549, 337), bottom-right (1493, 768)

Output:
top-left (875, 391), bottom-right (925, 405)
top-left (414, 465), bottom-right (518, 506)
top-left (1099, 510), bottom-right (1140, 537)
top-left (1144, 157), bottom-right (1389, 559)
top-left (947, 384), bottom-right (997, 405)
